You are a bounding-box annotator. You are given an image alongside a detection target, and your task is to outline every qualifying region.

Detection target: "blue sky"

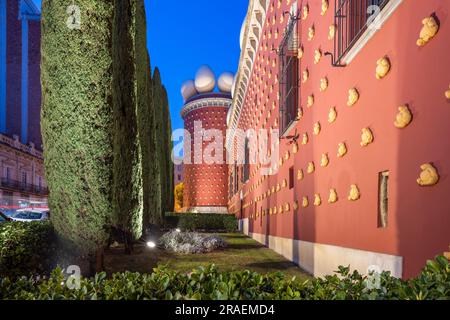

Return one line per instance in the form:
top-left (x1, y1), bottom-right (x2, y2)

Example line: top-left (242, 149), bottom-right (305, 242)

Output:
top-left (32, 0), bottom-right (247, 131)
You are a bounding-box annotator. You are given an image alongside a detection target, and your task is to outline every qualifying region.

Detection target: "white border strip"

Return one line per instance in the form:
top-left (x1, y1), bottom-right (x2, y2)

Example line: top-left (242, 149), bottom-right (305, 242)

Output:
top-left (240, 219), bottom-right (403, 278)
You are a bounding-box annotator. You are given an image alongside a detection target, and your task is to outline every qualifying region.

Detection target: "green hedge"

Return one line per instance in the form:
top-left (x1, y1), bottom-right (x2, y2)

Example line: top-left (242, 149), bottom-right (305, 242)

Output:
top-left (1, 256), bottom-right (448, 300)
top-left (164, 213), bottom-right (238, 231)
top-left (0, 222), bottom-right (56, 278)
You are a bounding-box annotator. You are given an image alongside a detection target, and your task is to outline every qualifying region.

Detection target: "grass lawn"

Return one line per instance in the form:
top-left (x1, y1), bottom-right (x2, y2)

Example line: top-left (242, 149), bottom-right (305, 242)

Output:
top-left (104, 233), bottom-right (311, 281)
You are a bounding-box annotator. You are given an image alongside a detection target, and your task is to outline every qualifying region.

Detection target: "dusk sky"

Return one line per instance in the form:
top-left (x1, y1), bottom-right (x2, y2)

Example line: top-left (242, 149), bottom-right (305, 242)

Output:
top-left (32, 0), bottom-right (248, 131)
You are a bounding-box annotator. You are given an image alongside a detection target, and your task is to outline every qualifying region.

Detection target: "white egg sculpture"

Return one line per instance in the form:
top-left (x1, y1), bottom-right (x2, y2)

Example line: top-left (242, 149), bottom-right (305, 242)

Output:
top-left (181, 80), bottom-right (198, 102)
top-left (195, 65), bottom-right (216, 93)
top-left (218, 72), bottom-right (234, 93)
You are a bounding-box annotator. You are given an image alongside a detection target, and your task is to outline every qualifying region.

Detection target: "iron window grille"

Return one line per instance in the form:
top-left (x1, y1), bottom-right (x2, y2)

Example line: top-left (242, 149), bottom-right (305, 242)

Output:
top-left (279, 13), bottom-right (300, 135)
top-left (332, 0), bottom-right (391, 66)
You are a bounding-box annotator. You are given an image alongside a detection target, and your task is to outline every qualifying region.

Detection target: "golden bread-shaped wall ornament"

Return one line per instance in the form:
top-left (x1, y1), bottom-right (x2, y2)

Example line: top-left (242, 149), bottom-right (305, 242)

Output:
top-left (269, 208), bottom-right (273, 215)
top-left (328, 107), bottom-right (337, 123)
top-left (292, 143), bottom-right (299, 154)
top-left (328, 189), bottom-right (338, 203)
top-left (321, 0), bottom-right (329, 16)
top-left (285, 203), bottom-right (290, 212)
top-left (348, 185), bottom-right (361, 201)
top-left (361, 128), bottom-right (374, 147)
top-left (302, 132), bottom-right (309, 145)
top-left (271, 186), bottom-right (276, 194)
top-left (314, 194), bottom-right (322, 207)
top-left (279, 205), bottom-right (284, 214)
top-left (376, 57), bottom-right (391, 80)
top-left (302, 196), bottom-right (309, 208)
top-left (347, 88), bottom-right (360, 106)
top-left (297, 107), bottom-right (304, 120)
top-left (298, 45), bottom-right (304, 59)
top-left (285, 151), bottom-right (290, 161)
top-left (314, 49), bottom-right (322, 64)
top-left (308, 25), bottom-right (315, 41)
top-left (320, 77), bottom-right (328, 92)
top-left (394, 105), bottom-right (413, 128)
top-left (276, 183), bottom-right (281, 192)
top-left (337, 142), bottom-right (348, 158)
top-left (282, 179), bottom-right (288, 188)
top-left (297, 169), bottom-right (304, 181)
top-left (417, 16), bottom-right (439, 47)
top-left (445, 85), bottom-right (450, 99)
top-left (321, 153), bottom-right (329, 167)
top-left (417, 163), bottom-right (439, 186)
top-left (307, 162), bottom-right (315, 174)
top-left (273, 206), bottom-right (278, 215)
top-left (328, 24), bottom-right (336, 40)
top-left (307, 95), bottom-right (315, 108)
top-left (313, 122), bottom-right (321, 136)
top-left (302, 4), bottom-right (309, 20)
top-left (302, 69), bottom-right (309, 83)
top-left (293, 201), bottom-right (299, 210)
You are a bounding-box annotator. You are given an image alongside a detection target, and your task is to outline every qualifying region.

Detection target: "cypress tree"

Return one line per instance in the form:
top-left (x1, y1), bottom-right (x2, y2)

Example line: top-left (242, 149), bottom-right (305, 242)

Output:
top-left (151, 68), bottom-right (165, 224)
top-left (111, 0), bottom-right (144, 252)
top-left (42, 0), bottom-right (170, 265)
top-left (41, 0), bottom-right (115, 271)
top-left (162, 87), bottom-right (174, 213)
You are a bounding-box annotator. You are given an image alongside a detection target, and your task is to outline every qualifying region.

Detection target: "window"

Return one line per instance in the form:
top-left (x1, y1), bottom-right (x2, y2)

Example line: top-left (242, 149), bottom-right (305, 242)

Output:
top-left (333, 0), bottom-right (393, 66)
top-left (243, 138), bottom-right (250, 183)
top-left (279, 14), bottom-right (299, 134)
top-left (289, 167), bottom-right (294, 189)
top-left (21, 171), bottom-right (27, 185)
top-left (5, 167), bottom-right (11, 181)
top-left (234, 162), bottom-right (239, 195)
top-left (378, 171), bottom-right (389, 228)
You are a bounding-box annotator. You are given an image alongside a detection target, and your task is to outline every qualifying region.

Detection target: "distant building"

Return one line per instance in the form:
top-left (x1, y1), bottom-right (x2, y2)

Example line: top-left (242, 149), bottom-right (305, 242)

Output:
top-left (0, 0), bottom-right (48, 210)
top-left (173, 158), bottom-right (183, 185)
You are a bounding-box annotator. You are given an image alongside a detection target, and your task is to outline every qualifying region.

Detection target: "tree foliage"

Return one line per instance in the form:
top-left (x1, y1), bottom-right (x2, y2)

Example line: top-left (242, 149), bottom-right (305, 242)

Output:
top-left (41, 0), bottom-right (172, 264)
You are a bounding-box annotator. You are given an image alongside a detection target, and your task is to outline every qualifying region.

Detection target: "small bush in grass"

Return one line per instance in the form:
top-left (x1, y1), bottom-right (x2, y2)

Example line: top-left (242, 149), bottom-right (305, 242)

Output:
top-left (158, 231), bottom-right (227, 254)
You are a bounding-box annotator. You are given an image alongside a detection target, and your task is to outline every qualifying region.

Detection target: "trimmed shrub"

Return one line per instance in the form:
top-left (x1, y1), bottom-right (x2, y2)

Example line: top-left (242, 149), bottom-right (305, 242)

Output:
top-left (164, 213), bottom-right (238, 231)
top-left (41, 0), bottom-right (115, 257)
top-left (0, 257), bottom-right (448, 300)
top-left (111, 0), bottom-right (144, 243)
top-left (158, 231), bottom-right (227, 254)
top-left (0, 222), bottom-right (56, 278)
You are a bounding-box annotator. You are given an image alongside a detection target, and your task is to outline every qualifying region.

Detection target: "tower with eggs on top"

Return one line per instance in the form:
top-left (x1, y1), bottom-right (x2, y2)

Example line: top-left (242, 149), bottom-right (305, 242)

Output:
top-left (180, 65), bottom-right (234, 213)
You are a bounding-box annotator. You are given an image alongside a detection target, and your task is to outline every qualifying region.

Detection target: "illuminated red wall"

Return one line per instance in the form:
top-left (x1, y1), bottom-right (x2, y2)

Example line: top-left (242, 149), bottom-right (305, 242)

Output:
top-left (229, 0), bottom-right (450, 278)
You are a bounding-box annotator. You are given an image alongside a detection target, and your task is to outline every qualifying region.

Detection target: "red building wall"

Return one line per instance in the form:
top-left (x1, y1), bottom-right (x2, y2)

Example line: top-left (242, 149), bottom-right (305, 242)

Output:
top-left (229, 0), bottom-right (450, 278)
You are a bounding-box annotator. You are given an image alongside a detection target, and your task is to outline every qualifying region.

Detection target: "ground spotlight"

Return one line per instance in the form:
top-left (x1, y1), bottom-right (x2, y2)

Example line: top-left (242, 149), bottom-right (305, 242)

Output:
top-left (146, 241), bottom-right (156, 248)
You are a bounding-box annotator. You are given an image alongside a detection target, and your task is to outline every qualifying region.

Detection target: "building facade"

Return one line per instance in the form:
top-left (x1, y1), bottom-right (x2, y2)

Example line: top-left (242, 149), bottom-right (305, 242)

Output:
top-left (181, 66), bottom-right (233, 213)
top-left (227, 0), bottom-right (450, 278)
top-left (0, 0), bottom-right (48, 210)
top-left (174, 157), bottom-right (184, 185)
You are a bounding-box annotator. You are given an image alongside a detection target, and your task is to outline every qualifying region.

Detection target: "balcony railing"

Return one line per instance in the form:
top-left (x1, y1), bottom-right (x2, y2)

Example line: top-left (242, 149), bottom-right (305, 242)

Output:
top-left (333, 0), bottom-right (391, 66)
top-left (0, 178), bottom-right (49, 195)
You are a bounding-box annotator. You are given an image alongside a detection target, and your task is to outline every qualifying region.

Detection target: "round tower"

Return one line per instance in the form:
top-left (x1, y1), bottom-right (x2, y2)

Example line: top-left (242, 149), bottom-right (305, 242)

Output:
top-left (181, 66), bottom-right (233, 213)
